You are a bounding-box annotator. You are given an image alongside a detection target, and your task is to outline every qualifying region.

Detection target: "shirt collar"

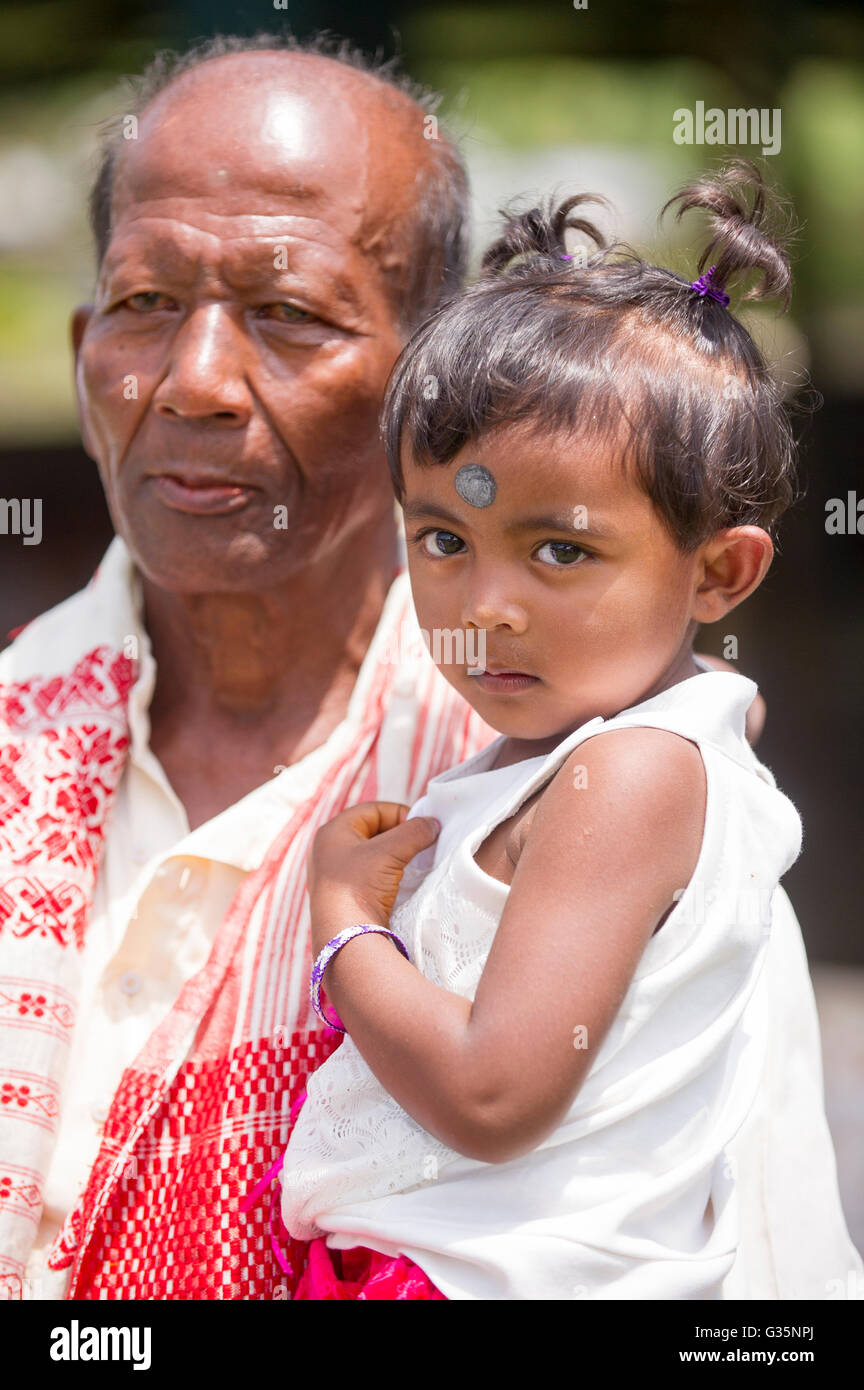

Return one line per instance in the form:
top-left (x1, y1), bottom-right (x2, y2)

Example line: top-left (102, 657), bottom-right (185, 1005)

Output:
top-left (115, 541), bottom-right (411, 873)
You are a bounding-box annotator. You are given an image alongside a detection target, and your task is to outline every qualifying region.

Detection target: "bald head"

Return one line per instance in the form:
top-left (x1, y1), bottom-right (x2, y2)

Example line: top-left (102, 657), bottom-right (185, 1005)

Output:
top-left (90, 34), bottom-right (470, 330)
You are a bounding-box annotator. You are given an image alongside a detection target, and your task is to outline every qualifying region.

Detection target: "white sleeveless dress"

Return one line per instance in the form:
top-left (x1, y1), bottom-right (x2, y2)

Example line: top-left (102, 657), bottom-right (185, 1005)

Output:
top-left (280, 662), bottom-right (862, 1300)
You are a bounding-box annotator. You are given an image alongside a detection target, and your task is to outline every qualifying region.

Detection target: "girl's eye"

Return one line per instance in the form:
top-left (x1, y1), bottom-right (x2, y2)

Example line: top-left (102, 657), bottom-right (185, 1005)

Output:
top-left (536, 540), bottom-right (589, 567)
top-left (124, 292), bottom-right (175, 313)
top-left (420, 530), bottom-right (465, 557)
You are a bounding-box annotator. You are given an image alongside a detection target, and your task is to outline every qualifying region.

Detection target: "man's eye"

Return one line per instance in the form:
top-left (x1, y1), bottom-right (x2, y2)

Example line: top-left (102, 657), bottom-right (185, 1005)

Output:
top-left (123, 292), bottom-right (175, 313)
top-left (535, 540), bottom-right (588, 566)
top-left (421, 530), bottom-right (465, 557)
top-left (259, 303), bottom-right (315, 323)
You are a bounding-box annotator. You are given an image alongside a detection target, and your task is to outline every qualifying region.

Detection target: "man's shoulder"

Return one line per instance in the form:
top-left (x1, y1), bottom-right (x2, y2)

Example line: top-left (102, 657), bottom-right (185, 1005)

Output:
top-left (1, 585), bottom-right (98, 686)
top-left (0, 539), bottom-right (133, 686)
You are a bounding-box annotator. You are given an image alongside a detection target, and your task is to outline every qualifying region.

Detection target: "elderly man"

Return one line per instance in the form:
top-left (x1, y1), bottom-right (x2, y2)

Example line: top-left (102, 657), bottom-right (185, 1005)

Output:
top-left (0, 33), bottom-right (857, 1302)
top-left (0, 34), bottom-right (494, 1301)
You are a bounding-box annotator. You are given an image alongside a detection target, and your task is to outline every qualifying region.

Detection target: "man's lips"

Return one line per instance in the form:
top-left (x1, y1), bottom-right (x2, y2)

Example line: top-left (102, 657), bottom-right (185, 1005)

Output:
top-left (149, 472), bottom-right (258, 516)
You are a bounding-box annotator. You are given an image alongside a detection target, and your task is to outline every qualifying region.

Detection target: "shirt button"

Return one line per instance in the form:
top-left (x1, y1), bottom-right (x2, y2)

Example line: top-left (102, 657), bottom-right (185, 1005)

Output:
top-left (119, 970), bottom-right (142, 997)
top-left (91, 1102), bottom-right (109, 1125)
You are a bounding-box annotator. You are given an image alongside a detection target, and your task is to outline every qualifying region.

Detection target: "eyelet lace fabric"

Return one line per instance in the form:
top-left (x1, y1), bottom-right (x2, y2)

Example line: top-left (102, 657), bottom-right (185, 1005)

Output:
top-left (279, 673), bottom-right (827, 1303)
top-left (281, 847), bottom-right (501, 1240)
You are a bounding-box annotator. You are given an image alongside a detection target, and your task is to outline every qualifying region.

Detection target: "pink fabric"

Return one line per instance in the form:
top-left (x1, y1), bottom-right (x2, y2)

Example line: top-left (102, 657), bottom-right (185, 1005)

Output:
top-left (288, 1082), bottom-right (447, 1300)
top-left (294, 1237), bottom-right (447, 1301)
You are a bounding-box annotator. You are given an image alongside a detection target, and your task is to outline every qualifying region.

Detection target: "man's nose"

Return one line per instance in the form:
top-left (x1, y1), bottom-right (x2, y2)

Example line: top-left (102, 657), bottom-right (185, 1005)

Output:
top-left (152, 303), bottom-right (254, 425)
top-left (461, 568), bottom-right (528, 634)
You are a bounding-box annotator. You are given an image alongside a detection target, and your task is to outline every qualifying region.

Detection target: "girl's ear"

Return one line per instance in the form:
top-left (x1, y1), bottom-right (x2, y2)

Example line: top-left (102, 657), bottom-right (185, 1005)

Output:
top-left (691, 526), bottom-right (774, 624)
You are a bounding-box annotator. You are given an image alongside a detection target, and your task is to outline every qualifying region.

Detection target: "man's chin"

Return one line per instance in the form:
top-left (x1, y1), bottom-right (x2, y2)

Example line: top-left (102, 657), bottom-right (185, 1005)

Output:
top-left (120, 525), bottom-right (301, 595)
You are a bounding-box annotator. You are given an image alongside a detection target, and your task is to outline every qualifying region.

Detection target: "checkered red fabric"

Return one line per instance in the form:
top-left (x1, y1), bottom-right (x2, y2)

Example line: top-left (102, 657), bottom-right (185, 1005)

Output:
top-left (65, 1032), bottom-right (341, 1299)
top-left (0, 648), bottom-right (134, 951)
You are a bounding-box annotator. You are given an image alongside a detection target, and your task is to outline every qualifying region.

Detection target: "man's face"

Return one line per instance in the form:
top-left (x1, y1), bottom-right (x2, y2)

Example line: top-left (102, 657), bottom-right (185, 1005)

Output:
top-left (72, 54), bottom-right (422, 594)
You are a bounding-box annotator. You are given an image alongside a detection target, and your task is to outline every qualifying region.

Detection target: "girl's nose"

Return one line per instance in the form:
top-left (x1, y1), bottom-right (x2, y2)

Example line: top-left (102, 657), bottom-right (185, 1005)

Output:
top-left (461, 581), bottom-right (528, 634)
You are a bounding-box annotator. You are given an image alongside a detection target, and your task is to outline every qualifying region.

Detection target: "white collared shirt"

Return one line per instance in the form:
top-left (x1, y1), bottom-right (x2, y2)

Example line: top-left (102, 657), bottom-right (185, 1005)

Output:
top-left (24, 536), bottom-right (432, 1294)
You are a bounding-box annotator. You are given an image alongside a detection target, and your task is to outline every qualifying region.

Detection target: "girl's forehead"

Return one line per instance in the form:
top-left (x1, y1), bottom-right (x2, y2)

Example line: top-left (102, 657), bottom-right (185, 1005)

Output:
top-left (401, 424), bottom-right (640, 508)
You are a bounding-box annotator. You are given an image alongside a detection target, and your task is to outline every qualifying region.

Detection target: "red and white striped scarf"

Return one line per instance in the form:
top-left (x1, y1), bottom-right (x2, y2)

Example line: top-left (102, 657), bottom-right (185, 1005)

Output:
top-left (0, 545), bottom-right (492, 1298)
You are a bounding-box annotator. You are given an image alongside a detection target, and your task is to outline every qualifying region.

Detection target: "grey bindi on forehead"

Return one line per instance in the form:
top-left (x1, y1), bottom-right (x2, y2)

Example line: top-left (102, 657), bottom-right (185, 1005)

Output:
top-left (454, 463), bottom-right (497, 508)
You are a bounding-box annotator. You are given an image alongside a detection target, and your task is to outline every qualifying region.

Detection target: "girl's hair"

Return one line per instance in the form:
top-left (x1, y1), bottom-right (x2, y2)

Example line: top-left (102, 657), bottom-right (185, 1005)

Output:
top-left (382, 159), bottom-right (804, 551)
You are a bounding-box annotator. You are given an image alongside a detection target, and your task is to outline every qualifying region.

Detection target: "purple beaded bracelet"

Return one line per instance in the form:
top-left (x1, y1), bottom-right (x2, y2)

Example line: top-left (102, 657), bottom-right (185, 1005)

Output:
top-left (310, 924), bottom-right (410, 1032)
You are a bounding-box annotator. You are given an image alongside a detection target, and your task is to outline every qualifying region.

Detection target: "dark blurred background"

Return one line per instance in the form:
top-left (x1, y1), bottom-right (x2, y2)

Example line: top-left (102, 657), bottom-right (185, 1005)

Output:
top-left (0, 2), bottom-right (862, 1233)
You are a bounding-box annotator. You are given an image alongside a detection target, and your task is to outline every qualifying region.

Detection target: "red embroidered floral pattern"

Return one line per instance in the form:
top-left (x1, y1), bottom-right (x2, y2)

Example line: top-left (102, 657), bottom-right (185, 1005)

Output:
top-left (0, 983), bottom-right (75, 1032)
top-left (0, 647), bottom-right (135, 730)
top-left (0, 1170), bottom-right (41, 1212)
top-left (46, 1208), bottom-right (81, 1272)
top-left (0, 641), bottom-right (134, 1299)
top-left (0, 648), bottom-right (134, 951)
top-left (0, 1076), bottom-right (59, 1122)
top-left (0, 1270), bottom-right (22, 1299)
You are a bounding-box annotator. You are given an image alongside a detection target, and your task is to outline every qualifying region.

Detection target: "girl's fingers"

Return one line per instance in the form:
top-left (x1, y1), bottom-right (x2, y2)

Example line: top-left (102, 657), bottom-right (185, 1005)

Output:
top-left (379, 815), bottom-right (441, 865)
top-left (334, 801), bottom-right (412, 841)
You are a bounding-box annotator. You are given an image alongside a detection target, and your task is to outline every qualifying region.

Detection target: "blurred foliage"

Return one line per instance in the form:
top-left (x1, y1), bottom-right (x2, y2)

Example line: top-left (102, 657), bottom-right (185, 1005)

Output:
top-left (0, 0), bottom-right (862, 440)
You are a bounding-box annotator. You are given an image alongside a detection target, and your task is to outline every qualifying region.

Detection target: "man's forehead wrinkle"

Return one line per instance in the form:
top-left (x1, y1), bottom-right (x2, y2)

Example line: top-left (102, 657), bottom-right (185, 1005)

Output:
top-left (109, 209), bottom-right (347, 243)
top-left (113, 146), bottom-right (351, 225)
top-left (102, 212), bottom-right (354, 278)
top-left (100, 214), bottom-right (370, 317)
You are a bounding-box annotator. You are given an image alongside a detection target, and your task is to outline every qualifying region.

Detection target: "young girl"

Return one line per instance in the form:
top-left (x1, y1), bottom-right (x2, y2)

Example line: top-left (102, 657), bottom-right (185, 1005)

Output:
top-left (277, 161), bottom-right (856, 1300)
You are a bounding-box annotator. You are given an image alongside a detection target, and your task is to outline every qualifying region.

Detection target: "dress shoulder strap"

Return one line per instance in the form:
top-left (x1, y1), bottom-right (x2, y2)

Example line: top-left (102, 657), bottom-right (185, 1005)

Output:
top-left (473, 667), bottom-right (761, 833)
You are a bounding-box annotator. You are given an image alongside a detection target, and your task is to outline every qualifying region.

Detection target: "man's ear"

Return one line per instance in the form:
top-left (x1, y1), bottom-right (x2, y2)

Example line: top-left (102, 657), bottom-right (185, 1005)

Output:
top-left (70, 305), bottom-right (97, 459)
top-left (691, 527), bottom-right (774, 624)
top-left (71, 304), bottom-right (92, 357)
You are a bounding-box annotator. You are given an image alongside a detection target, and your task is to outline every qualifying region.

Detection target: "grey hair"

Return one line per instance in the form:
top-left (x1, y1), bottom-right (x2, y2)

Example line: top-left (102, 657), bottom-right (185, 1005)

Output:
top-left (86, 30), bottom-right (471, 332)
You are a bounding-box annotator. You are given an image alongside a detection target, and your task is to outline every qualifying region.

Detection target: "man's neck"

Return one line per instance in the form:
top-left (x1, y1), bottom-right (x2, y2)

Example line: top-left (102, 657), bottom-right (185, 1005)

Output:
top-left (140, 516), bottom-right (400, 828)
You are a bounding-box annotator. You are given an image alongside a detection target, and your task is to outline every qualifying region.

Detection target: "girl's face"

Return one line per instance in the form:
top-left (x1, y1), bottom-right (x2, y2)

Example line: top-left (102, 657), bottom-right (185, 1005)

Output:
top-left (401, 419), bottom-right (707, 743)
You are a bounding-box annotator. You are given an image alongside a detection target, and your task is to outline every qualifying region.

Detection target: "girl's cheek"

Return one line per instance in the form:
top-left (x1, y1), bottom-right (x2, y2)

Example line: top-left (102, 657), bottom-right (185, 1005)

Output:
top-left (405, 570), bottom-right (435, 628)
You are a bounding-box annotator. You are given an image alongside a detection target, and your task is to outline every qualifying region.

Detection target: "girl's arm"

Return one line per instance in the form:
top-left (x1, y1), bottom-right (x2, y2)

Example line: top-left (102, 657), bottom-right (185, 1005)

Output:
top-left (311, 725), bottom-right (706, 1164)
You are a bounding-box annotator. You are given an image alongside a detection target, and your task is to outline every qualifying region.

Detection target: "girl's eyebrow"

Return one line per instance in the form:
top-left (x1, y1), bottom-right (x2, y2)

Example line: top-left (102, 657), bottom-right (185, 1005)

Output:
top-left (506, 511), bottom-right (617, 541)
top-left (402, 500), bottom-right (465, 525)
top-left (402, 499), bottom-right (616, 541)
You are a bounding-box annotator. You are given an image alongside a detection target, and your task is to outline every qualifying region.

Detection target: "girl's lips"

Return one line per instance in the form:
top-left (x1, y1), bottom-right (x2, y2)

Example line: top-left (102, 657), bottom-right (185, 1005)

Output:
top-left (150, 474), bottom-right (256, 515)
top-left (470, 671), bottom-right (540, 694)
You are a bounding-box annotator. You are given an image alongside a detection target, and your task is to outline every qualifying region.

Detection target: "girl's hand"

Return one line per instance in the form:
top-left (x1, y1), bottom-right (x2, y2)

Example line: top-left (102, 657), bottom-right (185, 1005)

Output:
top-left (308, 801), bottom-right (440, 955)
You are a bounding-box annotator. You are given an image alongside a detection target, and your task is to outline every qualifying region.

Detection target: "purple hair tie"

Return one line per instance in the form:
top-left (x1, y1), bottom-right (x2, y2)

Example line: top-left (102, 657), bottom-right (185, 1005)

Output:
top-left (690, 265), bottom-right (730, 307)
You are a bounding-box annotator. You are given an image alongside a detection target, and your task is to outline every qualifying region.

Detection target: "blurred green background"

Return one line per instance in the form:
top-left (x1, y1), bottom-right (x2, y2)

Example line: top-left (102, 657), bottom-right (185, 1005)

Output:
top-left (0, 0), bottom-right (862, 439)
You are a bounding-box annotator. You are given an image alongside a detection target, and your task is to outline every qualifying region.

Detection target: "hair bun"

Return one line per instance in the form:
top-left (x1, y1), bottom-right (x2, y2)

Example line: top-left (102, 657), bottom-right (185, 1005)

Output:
top-left (480, 193), bottom-right (609, 276)
top-left (662, 158), bottom-right (795, 308)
